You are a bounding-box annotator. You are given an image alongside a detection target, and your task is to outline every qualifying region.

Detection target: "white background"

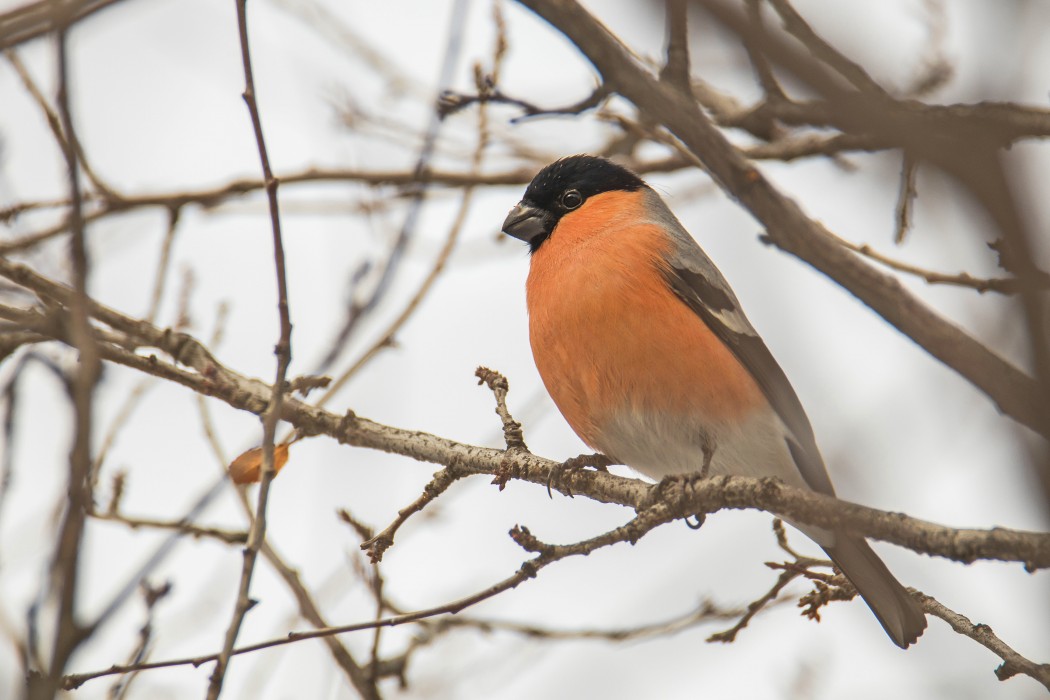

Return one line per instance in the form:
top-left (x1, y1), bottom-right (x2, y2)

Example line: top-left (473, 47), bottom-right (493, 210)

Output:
top-left (0, 0), bottom-right (1047, 698)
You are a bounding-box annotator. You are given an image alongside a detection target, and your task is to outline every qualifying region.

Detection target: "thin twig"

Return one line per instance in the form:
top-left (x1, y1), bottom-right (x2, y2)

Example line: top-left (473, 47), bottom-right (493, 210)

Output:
top-left (742, 0), bottom-right (786, 102)
top-left (66, 506), bottom-right (674, 690)
top-left (918, 592), bottom-right (1050, 691)
top-left (5, 277), bottom-right (1047, 691)
top-left (312, 0), bottom-right (471, 374)
top-left (894, 152), bottom-right (918, 243)
top-left (80, 474), bottom-right (231, 650)
top-left (475, 367), bottom-right (528, 452)
top-left (5, 47), bottom-right (111, 193)
top-left (904, 0), bottom-right (952, 98)
top-left (206, 2), bottom-right (295, 697)
top-left (0, 0), bottom-right (126, 51)
top-left (88, 250), bottom-right (188, 492)
top-left (32, 12), bottom-right (100, 698)
top-left (195, 302), bottom-right (232, 469)
top-left (94, 511), bottom-right (248, 545)
top-left (62, 595), bottom-right (761, 690)
top-left (195, 304), bottom-right (376, 693)
top-left (659, 0), bottom-right (690, 93)
top-left (313, 67), bottom-right (493, 410)
top-left (0, 140), bottom-right (899, 257)
top-left (437, 83), bottom-right (609, 122)
top-left (0, 271), bottom-right (1044, 570)
top-left (89, 379), bottom-right (155, 490)
top-left (105, 580), bottom-right (171, 700)
top-left (832, 233), bottom-right (1028, 295)
top-left (269, 0), bottom-right (424, 98)
top-left (515, 0), bottom-right (1049, 443)
top-left (765, 0), bottom-right (888, 98)
top-left (450, 598), bottom-right (752, 641)
top-left (707, 568), bottom-right (801, 643)
top-left (259, 541), bottom-right (375, 691)
top-left (707, 519), bottom-right (822, 642)
top-left (311, 179), bottom-right (475, 408)
top-left (360, 464), bottom-right (466, 563)
top-left (145, 207), bottom-right (182, 324)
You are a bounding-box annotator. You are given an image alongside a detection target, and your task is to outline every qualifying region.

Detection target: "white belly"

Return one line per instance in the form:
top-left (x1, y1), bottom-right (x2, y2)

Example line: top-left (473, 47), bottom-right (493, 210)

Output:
top-left (595, 407), bottom-right (811, 490)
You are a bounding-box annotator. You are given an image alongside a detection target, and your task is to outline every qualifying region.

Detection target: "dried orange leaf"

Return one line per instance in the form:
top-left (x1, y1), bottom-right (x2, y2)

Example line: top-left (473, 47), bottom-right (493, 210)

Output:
top-left (228, 443), bottom-right (290, 484)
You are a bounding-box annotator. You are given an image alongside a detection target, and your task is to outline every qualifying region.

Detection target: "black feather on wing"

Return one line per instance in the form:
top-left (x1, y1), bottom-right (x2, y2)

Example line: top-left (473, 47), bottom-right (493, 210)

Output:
top-left (662, 263), bottom-right (836, 496)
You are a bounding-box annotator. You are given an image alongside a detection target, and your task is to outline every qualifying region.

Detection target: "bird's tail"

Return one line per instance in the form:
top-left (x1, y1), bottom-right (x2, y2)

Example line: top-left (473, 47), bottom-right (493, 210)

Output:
top-left (822, 535), bottom-right (927, 648)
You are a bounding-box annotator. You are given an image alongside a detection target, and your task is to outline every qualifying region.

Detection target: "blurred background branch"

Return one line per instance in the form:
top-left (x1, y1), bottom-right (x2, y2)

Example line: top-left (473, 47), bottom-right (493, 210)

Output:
top-left (0, 0), bottom-right (1047, 698)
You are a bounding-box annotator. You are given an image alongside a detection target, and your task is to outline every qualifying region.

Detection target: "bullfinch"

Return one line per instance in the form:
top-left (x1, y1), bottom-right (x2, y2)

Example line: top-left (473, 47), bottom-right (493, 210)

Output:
top-left (502, 154), bottom-right (926, 648)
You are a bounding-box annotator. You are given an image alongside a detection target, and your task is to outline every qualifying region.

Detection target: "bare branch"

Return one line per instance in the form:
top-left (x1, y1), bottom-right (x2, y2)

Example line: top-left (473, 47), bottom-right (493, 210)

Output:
top-left (105, 580), bottom-right (171, 700)
top-left (452, 598), bottom-right (752, 641)
top-left (313, 160), bottom-right (478, 408)
top-left (65, 504), bottom-right (678, 691)
top-left (709, 520), bottom-right (823, 642)
top-left (198, 310), bottom-right (375, 692)
top-left (659, 0), bottom-right (691, 93)
top-left (312, 0), bottom-right (471, 375)
top-left (438, 83), bottom-right (610, 121)
top-left (694, 0), bottom-right (1050, 146)
top-left (30, 11), bottom-right (101, 697)
top-left (206, 1), bottom-right (296, 696)
top-left (0, 260), bottom-right (1043, 570)
top-left (904, 0), bottom-right (952, 97)
top-left (144, 207), bottom-right (182, 324)
top-left (4, 49), bottom-right (111, 194)
top-left (259, 540), bottom-right (375, 690)
top-left (765, 0), bottom-right (889, 98)
top-left (4, 5), bottom-right (1049, 691)
top-left (475, 367), bottom-right (528, 452)
top-left (361, 463), bottom-right (466, 564)
top-left (94, 511), bottom-right (248, 545)
top-left (740, 0), bottom-right (786, 103)
top-left (514, 0), bottom-right (1049, 441)
top-left (894, 152), bottom-right (918, 243)
top-left (832, 236), bottom-right (1030, 296)
top-left (919, 592), bottom-right (1050, 691)
top-left (0, 0), bottom-right (126, 51)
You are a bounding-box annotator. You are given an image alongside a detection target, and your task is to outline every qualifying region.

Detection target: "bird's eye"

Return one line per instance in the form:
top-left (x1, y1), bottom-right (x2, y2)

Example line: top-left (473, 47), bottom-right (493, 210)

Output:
top-left (560, 189), bottom-right (583, 210)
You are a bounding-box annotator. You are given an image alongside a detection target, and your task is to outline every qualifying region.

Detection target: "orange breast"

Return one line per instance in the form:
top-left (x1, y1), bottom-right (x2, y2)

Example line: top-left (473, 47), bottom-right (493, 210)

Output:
top-left (525, 190), bottom-right (766, 451)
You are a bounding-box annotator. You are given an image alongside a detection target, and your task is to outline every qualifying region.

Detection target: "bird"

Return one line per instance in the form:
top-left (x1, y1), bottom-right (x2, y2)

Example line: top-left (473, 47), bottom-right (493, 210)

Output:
top-left (501, 154), bottom-right (927, 648)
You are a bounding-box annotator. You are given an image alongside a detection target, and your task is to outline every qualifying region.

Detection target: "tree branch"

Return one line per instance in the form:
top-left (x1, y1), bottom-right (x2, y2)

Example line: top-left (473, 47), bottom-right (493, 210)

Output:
top-left (0, 0), bottom-right (126, 51)
top-left (513, 0), bottom-right (1048, 441)
top-left (1, 258), bottom-right (1043, 571)
top-left (205, 1), bottom-right (296, 697)
top-left (918, 593), bottom-right (1050, 691)
top-left (29, 11), bottom-right (101, 698)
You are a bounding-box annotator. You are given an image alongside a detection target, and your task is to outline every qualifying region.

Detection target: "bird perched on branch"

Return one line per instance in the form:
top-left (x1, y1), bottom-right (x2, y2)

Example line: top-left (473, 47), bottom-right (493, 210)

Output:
top-left (502, 154), bottom-right (926, 648)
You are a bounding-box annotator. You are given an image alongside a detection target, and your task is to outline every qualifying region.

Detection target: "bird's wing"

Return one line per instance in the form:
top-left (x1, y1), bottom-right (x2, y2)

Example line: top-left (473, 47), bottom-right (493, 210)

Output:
top-left (643, 190), bottom-right (835, 496)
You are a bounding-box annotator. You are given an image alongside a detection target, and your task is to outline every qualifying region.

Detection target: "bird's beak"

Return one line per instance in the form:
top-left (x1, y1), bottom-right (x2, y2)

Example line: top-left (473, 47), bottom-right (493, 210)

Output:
top-left (502, 202), bottom-right (550, 244)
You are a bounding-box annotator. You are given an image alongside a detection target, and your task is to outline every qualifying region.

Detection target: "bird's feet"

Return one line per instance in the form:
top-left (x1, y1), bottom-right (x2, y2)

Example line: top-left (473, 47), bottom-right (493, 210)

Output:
top-left (547, 453), bottom-right (613, 498)
top-left (654, 471), bottom-right (711, 530)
